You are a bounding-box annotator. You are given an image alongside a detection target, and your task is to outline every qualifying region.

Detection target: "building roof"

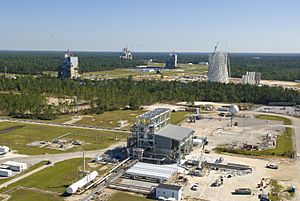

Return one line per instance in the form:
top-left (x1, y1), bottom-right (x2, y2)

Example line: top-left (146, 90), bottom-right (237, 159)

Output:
top-left (3, 161), bottom-right (27, 167)
top-left (156, 124), bottom-right (194, 141)
top-left (157, 183), bottom-right (182, 191)
top-left (125, 162), bottom-right (178, 181)
top-left (137, 108), bottom-right (170, 121)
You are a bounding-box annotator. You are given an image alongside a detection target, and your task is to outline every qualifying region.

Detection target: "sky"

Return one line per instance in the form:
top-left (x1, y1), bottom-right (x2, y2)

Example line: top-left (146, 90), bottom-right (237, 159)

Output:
top-left (0, 0), bottom-right (300, 53)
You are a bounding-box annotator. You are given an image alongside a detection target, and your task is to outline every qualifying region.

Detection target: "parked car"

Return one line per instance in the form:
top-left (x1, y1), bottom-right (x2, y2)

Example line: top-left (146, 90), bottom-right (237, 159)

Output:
top-left (266, 163), bottom-right (278, 169)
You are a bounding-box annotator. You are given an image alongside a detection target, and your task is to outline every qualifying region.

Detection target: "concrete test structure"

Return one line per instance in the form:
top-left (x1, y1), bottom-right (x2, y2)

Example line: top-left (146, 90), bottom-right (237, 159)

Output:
top-left (58, 50), bottom-right (79, 79)
top-left (127, 108), bottom-right (194, 163)
top-left (165, 52), bottom-right (178, 69)
top-left (207, 51), bottom-right (229, 83)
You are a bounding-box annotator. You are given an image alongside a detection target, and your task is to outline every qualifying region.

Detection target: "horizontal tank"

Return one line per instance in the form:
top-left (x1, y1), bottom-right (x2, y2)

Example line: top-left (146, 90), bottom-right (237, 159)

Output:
top-left (66, 171), bottom-right (98, 194)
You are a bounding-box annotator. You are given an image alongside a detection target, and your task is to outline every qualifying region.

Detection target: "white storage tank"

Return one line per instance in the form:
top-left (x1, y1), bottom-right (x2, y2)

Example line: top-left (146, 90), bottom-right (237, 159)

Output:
top-left (0, 146), bottom-right (9, 154)
top-left (0, 168), bottom-right (12, 177)
top-left (66, 171), bottom-right (98, 194)
top-left (3, 161), bottom-right (28, 172)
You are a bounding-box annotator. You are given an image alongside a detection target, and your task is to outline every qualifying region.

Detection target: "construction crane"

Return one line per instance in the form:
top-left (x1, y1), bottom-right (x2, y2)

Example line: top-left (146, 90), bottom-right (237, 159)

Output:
top-left (213, 42), bottom-right (219, 54)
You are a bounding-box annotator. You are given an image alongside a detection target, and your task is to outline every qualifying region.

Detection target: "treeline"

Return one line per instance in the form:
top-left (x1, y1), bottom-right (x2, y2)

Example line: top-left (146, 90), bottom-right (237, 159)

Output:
top-left (230, 54), bottom-right (300, 81)
top-left (0, 51), bottom-right (145, 74)
top-left (0, 76), bottom-right (299, 119)
top-left (0, 93), bottom-right (57, 119)
top-left (0, 51), bottom-right (300, 81)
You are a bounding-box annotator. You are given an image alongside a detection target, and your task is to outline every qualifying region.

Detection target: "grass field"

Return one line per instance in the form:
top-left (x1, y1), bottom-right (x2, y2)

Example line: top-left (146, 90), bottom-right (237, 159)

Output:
top-left (76, 110), bottom-right (144, 130)
top-left (170, 111), bottom-right (191, 125)
top-left (0, 158), bottom-right (102, 200)
top-left (215, 115), bottom-right (295, 158)
top-left (108, 192), bottom-right (152, 201)
top-left (255, 114), bottom-right (291, 125)
top-left (0, 122), bottom-right (126, 155)
top-left (76, 110), bottom-right (190, 130)
top-left (83, 69), bottom-right (154, 79)
top-left (9, 189), bottom-right (63, 201)
top-left (81, 64), bottom-right (208, 80)
top-left (1, 158), bottom-right (93, 193)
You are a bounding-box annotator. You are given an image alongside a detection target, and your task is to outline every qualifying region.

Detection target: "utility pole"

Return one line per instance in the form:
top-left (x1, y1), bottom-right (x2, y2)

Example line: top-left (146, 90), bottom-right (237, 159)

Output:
top-left (4, 66), bottom-right (7, 78)
top-left (83, 152), bottom-right (86, 173)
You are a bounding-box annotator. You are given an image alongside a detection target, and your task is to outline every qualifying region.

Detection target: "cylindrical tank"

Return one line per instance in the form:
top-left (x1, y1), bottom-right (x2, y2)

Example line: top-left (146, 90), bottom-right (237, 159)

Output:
top-left (229, 105), bottom-right (239, 115)
top-left (66, 171), bottom-right (99, 194)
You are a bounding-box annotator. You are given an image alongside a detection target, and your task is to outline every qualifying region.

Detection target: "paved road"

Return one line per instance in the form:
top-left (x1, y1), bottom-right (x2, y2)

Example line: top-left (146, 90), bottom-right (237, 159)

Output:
top-left (0, 117), bottom-right (130, 134)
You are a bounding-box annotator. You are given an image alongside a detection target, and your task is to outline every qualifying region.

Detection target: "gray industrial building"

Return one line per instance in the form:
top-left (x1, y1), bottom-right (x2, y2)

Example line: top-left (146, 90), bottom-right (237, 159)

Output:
top-left (165, 52), bottom-right (177, 69)
top-left (58, 50), bottom-right (79, 79)
top-left (127, 108), bottom-right (194, 163)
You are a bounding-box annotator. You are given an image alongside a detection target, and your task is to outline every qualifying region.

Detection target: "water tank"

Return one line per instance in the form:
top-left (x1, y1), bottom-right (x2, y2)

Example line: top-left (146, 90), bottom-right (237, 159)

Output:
top-left (66, 171), bottom-right (99, 194)
top-left (229, 105), bottom-right (239, 115)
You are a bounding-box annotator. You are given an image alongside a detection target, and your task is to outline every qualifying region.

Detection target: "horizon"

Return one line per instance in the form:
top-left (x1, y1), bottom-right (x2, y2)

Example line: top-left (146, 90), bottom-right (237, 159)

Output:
top-left (1, 0), bottom-right (300, 53)
top-left (2, 49), bottom-right (300, 55)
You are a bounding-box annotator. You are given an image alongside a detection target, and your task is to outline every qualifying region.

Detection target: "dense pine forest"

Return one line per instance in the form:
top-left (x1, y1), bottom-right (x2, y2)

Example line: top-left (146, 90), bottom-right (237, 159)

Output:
top-left (0, 51), bottom-right (299, 81)
top-left (0, 76), bottom-right (299, 120)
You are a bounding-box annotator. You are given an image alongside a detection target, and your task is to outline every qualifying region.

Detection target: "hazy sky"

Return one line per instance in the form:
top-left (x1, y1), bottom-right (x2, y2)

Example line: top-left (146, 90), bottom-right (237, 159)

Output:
top-left (1, 0), bottom-right (300, 52)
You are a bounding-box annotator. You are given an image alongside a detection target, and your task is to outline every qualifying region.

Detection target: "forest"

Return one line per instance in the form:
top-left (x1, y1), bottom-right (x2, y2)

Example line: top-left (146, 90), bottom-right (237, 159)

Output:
top-left (0, 76), bottom-right (299, 120)
top-left (0, 51), bottom-right (299, 81)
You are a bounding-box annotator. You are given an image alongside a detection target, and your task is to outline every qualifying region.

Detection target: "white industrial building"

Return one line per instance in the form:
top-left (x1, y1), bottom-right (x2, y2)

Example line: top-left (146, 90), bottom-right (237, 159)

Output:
top-left (198, 61), bottom-right (209, 65)
top-left (0, 168), bottom-right (12, 177)
top-left (242, 71), bottom-right (261, 85)
top-left (2, 161), bottom-right (27, 172)
top-left (125, 162), bottom-right (179, 182)
top-left (0, 146), bottom-right (9, 154)
top-left (156, 183), bottom-right (183, 201)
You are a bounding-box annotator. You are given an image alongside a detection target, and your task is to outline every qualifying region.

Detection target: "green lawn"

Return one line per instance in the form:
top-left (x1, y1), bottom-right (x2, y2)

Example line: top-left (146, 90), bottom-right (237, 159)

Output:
top-left (76, 110), bottom-right (144, 130)
top-left (0, 158), bottom-right (109, 200)
top-left (81, 64), bottom-right (208, 80)
top-left (0, 122), bottom-right (126, 155)
top-left (255, 114), bottom-right (291, 125)
top-left (76, 110), bottom-right (190, 129)
top-left (9, 189), bottom-right (63, 201)
top-left (82, 69), bottom-right (154, 79)
top-left (108, 192), bottom-right (152, 201)
top-left (1, 158), bottom-right (94, 194)
top-left (171, 111), bottom-right (191, 125)
top-left (215, 115), bottom-right (295, 158)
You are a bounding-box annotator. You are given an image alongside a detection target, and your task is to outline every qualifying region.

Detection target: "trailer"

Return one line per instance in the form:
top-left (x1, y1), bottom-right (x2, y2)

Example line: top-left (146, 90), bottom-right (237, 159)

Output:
top-left (0, 168), bottom-right (12, 177)
top-left (0, 146), bottom-right (9, 154)
top-left (2, 161), bottom-right (27, 172)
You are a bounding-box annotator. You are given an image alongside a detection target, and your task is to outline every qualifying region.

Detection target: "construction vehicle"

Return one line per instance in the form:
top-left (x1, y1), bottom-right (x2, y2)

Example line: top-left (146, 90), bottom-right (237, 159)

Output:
top-left (211, 176), bottom-right (223, 187)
